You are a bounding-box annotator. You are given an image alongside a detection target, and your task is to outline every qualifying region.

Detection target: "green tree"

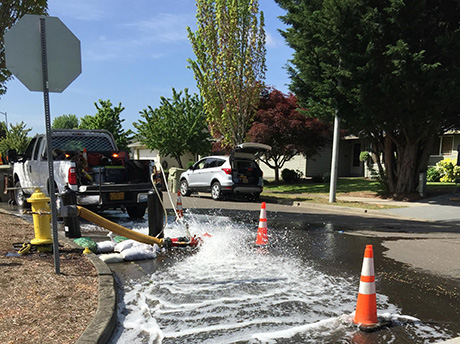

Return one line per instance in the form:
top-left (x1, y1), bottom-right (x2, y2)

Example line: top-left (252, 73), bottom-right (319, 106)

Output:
top-left (80, 99), bottom-right (133, 150)
top-left (52, 114), bottom-right (79, 129)
top-left (277, 0), bottom-right (460, 195)
top-left (134, 88), bottom-right (211, 168)
top-left (0, 121), bottom-right (31, 157)
top-left (0, 0), bottom-right (48, 97)
top-left (187, 0), bottom-right (266, 147)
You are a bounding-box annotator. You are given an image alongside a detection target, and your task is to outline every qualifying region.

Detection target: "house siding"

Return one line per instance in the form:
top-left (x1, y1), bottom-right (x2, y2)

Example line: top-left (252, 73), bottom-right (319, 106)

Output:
top-left (129, 144), bottom-right (195, 169)
top-left (306, 139), bottom-right (363, 178)
top-left (259, 155), bottom-right (307, 180)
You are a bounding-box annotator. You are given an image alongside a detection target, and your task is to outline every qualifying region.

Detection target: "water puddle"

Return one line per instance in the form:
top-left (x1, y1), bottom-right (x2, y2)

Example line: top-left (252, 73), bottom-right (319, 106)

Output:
top-left (105, 213), bottom-right (456, 344)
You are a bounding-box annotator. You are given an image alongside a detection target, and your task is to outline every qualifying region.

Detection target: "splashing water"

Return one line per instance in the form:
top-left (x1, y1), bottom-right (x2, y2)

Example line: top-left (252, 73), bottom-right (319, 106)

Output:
top-left (108, 213), bottom-right (455, 344)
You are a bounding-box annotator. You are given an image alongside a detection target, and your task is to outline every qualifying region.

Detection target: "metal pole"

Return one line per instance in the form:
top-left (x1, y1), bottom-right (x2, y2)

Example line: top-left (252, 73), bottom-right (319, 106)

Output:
top-left (40, 18), bottom-right (60, 274)
top-left (329, 114), bottom-right (340, 203)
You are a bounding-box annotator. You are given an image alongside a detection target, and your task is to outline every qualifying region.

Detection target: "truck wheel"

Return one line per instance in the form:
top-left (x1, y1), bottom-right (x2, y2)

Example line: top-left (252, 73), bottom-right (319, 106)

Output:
top-left (127, 205), bottom-right (147, 219)
top-left (14, 181), bottom-right (28, 208)
top-left (211, 181), bottom-right (222, 200)
top-left (180, 179), bottom-right (191, 196)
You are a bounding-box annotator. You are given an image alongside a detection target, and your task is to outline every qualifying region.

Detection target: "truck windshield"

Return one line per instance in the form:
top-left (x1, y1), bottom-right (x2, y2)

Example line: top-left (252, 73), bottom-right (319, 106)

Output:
top-left (51, 135), bottom-right (114, 151)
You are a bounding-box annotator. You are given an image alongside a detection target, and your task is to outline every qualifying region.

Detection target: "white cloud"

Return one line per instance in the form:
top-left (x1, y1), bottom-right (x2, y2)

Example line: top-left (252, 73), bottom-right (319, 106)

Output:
top-left (49, 0), bottom-right (106, 21)
top-left (126, 13), bottom-right (195, 44)
top-left (266, 31), bottom-right (277, 48)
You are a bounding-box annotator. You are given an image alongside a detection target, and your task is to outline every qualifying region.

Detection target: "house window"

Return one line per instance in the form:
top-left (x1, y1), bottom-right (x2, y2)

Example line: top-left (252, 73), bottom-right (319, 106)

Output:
top-left (441, 136), bottom-right (453, 155)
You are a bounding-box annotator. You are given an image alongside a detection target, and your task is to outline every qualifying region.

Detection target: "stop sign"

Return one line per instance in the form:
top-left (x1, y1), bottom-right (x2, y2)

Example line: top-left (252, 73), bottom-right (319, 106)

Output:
top-left (4, 15), bottom-right (81, 93)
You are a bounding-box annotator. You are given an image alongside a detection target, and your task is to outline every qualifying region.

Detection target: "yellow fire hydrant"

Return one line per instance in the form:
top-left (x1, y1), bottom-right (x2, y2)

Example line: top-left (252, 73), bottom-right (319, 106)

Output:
top-left (27, 188), bottom-right (53, 246)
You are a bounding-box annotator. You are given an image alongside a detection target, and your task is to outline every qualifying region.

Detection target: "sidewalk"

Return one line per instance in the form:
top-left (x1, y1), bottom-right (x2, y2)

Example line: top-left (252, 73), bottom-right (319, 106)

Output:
top-left (338, 192), bottom-right (460, 223)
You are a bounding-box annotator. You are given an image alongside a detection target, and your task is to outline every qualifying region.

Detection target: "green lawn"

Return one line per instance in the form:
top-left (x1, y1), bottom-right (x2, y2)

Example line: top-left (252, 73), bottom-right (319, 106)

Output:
top-left (264, 177), bottom-right (384, 194)
top-left (264, 178), bottom-right (457, 195)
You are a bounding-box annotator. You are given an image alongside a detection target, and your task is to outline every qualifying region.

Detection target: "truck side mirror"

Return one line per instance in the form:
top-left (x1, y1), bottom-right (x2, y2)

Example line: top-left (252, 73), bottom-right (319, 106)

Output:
top-left (6, 149), bottom-right (17, 163)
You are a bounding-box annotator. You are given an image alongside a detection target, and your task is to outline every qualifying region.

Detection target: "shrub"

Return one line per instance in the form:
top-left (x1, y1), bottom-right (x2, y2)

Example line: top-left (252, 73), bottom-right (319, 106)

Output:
top-left (435, 158), bottom-right (460, 182)
top-left (281, 168), bottom-right (300, 183)
top-left (359, 151), bottom-right (370, 162)
top-left (426, 166), bottom-right (441, 182)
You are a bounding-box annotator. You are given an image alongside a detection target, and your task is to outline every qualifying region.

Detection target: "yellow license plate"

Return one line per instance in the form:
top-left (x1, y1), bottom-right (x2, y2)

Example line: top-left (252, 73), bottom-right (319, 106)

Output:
top-left (109, 192), bottom-right (124, 200)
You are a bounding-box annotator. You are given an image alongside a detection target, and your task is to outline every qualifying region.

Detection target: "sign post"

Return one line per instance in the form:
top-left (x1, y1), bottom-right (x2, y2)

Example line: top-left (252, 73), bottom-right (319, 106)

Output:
top-left (5, 15), bottom-right (82, 274)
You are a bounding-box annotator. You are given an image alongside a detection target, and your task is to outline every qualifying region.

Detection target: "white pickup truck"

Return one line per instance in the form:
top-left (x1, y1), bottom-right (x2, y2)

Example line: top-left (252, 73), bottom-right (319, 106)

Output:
top-left (8, 129), bottom-right (153, 218)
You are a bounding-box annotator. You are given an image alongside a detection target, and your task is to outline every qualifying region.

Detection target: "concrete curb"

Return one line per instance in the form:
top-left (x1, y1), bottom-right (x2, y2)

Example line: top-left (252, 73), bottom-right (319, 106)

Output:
top-left (60, 234), bottom-right (117, 344)
top-left (441, 338), bottom-right (460, 344)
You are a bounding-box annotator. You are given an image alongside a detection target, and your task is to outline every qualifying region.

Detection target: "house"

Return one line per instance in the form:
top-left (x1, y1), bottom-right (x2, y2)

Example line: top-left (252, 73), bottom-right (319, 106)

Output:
top-left (296, 132), bottom-right (460, 180)
top-left (127, 142), bottom-right (196, 170)
top-left (427, 130), bottom-right (460, 166)
top-left (128, 137), bottom-right (366, 180)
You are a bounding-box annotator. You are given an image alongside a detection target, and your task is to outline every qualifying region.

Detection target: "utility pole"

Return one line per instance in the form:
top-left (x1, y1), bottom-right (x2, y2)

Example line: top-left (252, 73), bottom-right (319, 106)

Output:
top-left (329, 77), bottom-right (342, 203)
top-left (329, 114), bottom-right (340, 203)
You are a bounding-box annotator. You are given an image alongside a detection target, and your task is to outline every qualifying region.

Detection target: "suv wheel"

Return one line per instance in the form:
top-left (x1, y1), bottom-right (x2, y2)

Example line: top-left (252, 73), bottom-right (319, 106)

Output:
top-left (180, 179), bottom-right (191, 196)
top-left (211, 181), bottom-right (222, 200)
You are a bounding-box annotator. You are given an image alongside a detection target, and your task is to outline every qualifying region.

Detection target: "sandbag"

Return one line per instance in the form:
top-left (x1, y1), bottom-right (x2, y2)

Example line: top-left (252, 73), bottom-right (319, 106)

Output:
top-left (97, 241), bottom-right (116, 253)
top-left (98, 253), bottom-right (124, 263)
top-left (121, 247), bottom-right (157, 261)
top-left (113, 235), bottom-right (128, 243)
top-left (114, 239), bottom-right (138, 252)
top-left (74, 237), bottom-right (97, 253)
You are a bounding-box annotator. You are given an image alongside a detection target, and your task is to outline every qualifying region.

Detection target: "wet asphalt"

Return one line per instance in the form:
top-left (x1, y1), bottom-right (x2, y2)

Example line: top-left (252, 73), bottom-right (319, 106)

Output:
top-left (107, 192), bottom-right (460, 343)
top-left (3, 191), bottom-right (460, 343)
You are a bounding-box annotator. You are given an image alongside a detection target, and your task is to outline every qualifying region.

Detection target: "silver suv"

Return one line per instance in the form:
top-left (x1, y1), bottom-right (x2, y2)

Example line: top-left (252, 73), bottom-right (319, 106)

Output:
top-left (179, 143), bottom-right (271, 200)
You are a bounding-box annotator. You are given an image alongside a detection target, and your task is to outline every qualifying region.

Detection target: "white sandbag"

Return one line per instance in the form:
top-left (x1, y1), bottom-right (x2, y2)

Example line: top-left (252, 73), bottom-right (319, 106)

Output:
top-left (121, 247), bottom-right (157, 261)
top-left (132, 242), bottom-right (153, 251)
top-left (97, 241), bottom-right (116, 253)
top-left (114, 239), bottom-right (138, 253)
top-left (98, 253), bottom-right (124, 263)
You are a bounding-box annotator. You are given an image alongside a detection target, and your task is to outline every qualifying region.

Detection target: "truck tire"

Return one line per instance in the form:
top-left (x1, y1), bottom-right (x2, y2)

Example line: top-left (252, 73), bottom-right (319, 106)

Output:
top-left (14, 181), bottom-right (29, 208)
top-left (127, 205), bottom-right (147, 219)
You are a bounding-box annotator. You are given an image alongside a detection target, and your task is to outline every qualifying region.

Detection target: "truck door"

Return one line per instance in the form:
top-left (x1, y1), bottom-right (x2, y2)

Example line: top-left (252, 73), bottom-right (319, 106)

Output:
top-left (30, 136), bottom-right (46, 189)
top-left (20, 137), bottom-right (38, 190)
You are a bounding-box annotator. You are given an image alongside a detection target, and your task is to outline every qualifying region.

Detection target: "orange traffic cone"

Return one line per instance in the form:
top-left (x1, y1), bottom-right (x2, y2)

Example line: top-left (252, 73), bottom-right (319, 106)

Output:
top-left (255, 202), bottom-right (268, 246)
top-left (354, 244), bottom-right (378, 328)
top-left (176, 191), bottom-right (184, 219)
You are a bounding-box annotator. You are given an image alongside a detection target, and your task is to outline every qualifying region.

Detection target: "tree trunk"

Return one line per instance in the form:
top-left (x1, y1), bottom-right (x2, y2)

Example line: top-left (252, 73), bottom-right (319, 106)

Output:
top-left (175, 155), bottom-right (183, 169)
top-left (384, 135), bottom-right (396, 193)
top-left (394, 142), bottom-right (418, 194)
top-left (274, 166), bottom-right (279, 183)
top-left (384, 136), bottom-right (426, 195)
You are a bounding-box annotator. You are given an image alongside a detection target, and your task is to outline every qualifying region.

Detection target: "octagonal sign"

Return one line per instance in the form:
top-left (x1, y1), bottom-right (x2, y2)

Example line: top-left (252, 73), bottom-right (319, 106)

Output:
top-left (4, 15), bottom-right (81, 93)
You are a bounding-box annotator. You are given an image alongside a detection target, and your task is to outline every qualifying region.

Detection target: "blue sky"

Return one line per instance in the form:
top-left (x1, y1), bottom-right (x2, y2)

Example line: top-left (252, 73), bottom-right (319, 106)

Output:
top-left (1, 0), bottom-right (293, 135)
